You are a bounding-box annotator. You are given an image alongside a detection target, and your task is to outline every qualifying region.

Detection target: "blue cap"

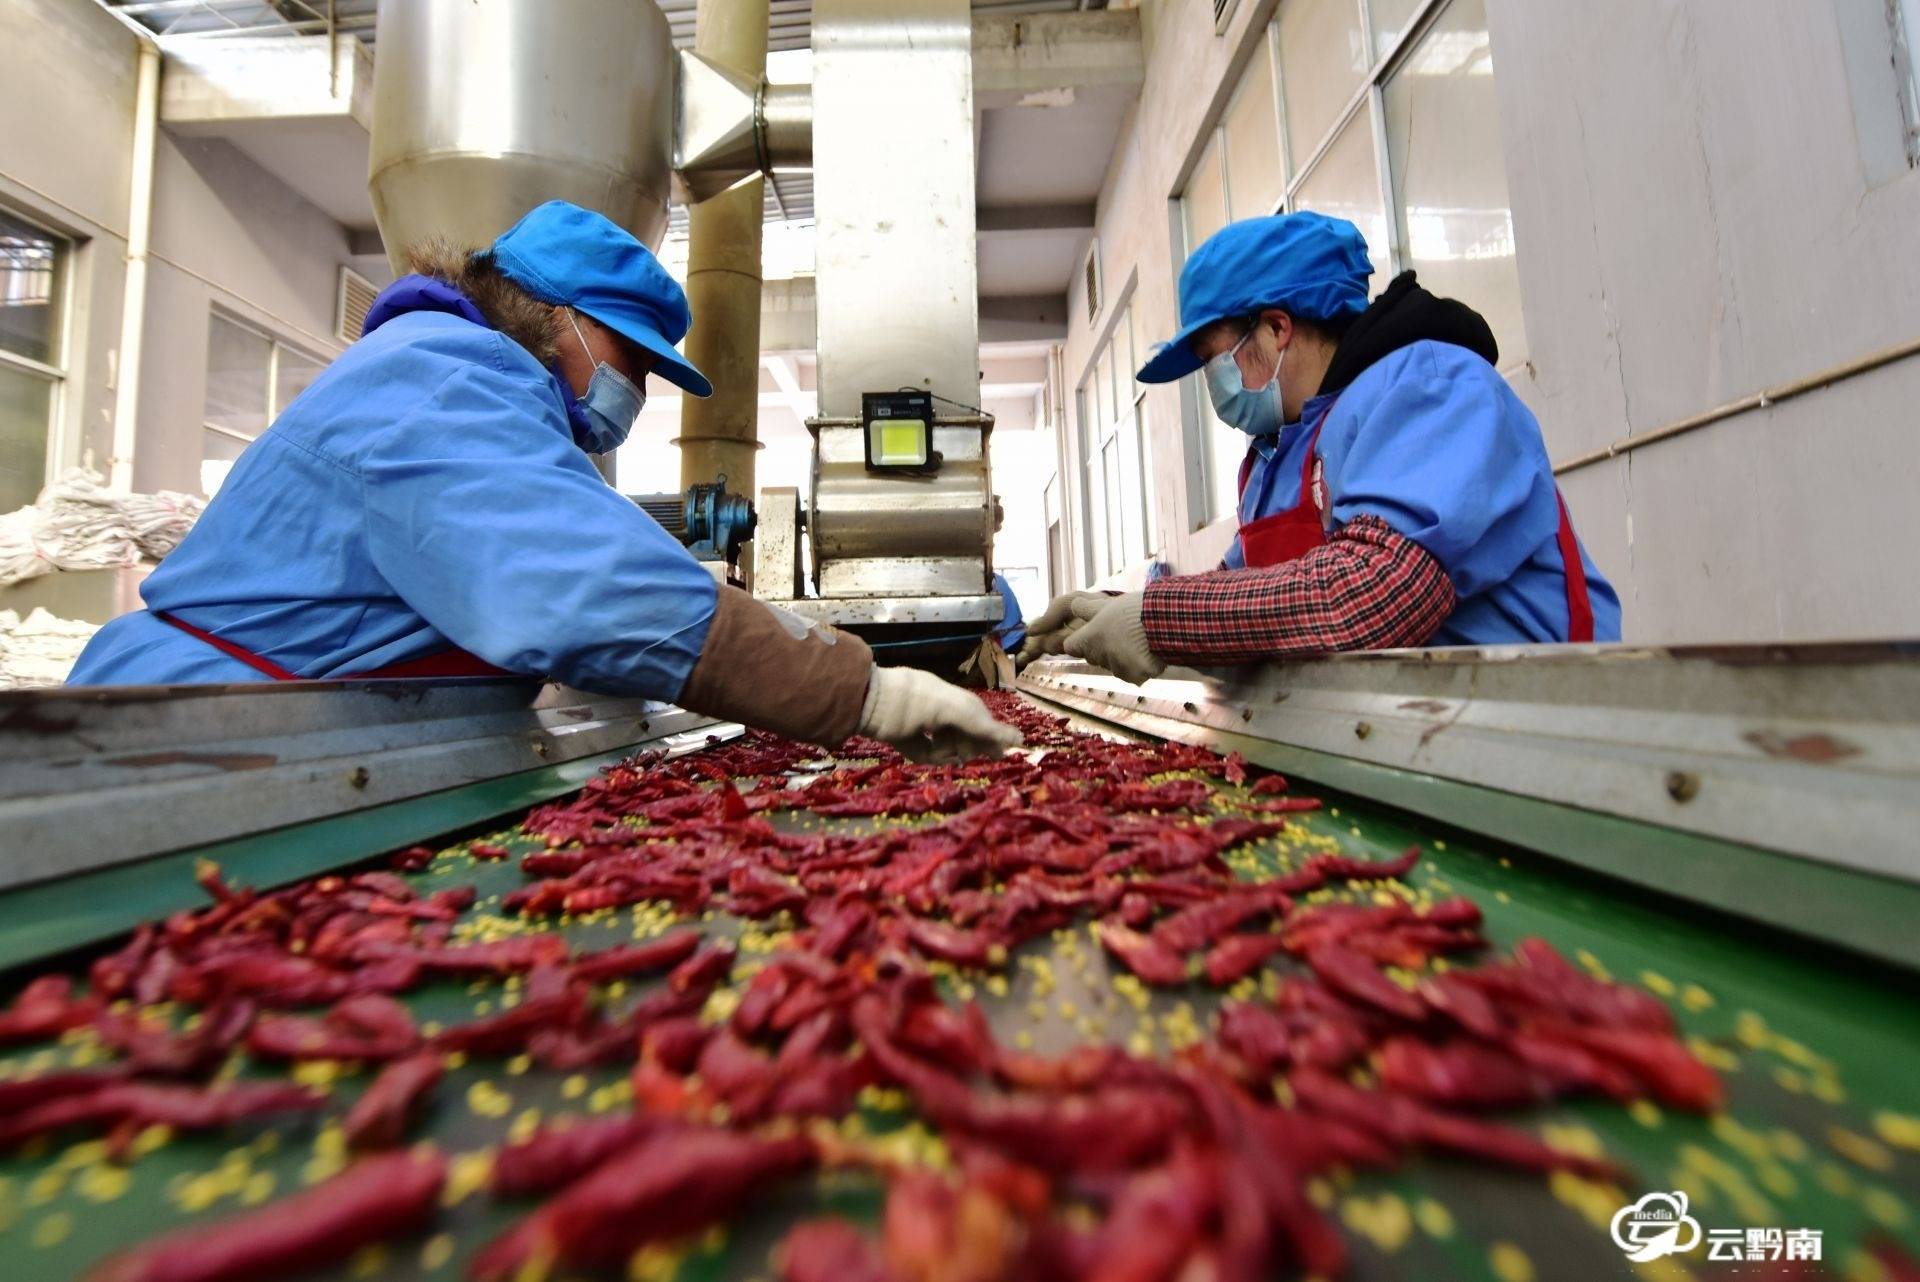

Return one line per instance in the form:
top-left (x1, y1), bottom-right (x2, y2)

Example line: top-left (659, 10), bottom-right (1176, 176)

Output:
top-left (1136, 212), bottom-right (1373, 384)
top-left (490, 200), bottom-right (712, 397)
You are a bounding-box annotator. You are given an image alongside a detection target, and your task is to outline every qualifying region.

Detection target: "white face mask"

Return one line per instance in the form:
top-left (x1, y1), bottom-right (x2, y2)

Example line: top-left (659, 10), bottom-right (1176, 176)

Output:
top-left (1203, 322), bottom-right (1285, 436)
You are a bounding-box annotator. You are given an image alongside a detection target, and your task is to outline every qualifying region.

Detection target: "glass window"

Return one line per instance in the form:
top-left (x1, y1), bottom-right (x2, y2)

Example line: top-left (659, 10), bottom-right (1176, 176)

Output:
top-left (1293, 111), bottom-right (1391, 287)
top-left (1184, 133), bottom-right (1229, 250)
top-left (1092, 345), bottom-right (1113, 429)
top-left (0, 212), bottom-right (63, 366)
top-left (0, 366), bottom-right (53, 511)
top-left (204, 315), bottom-right (272, 436)
top-left (274, 348), bottom-right (326, 415)
top-left (1277, 0), bottom-right (1367, 167)
top-left (1207, 401), bottom-right (1245, 534)
top-left (200, 427), bottom-right (251, 498)
top-left (1102, 439), bottom-right (1123, 573)
top-left (1368, 0), bottom-right (1427, 61)
top-left (1383, 0), bottom-right (1525, 364)
top-left (1223, 41), bottom-right (1284, 219)
top-left (1117, 408), bottom-right (1147, 560)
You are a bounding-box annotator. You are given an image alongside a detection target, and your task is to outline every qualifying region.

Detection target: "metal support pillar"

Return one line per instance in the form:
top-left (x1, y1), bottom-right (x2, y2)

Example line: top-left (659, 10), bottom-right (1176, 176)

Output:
top-left (678, 0), bottom-right (769, 582)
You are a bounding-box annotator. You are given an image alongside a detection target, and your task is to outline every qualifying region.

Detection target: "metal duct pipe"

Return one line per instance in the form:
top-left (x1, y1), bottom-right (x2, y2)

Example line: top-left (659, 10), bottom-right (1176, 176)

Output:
top-left (110, 37), bottom-right (161, 492)
top-left (760, 82), bottom-right (812, 168)
top-left (677, 0), bottom-right (769, 572)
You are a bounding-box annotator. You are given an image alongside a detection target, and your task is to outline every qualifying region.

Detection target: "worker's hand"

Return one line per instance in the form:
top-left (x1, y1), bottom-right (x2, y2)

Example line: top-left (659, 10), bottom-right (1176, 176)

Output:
top-left (1015, 590), bottom-right (1111, 667)
top-left (1064, 591), bottom-right (1165, 685)
top-left (858, 666), bottom-right (1023, 763)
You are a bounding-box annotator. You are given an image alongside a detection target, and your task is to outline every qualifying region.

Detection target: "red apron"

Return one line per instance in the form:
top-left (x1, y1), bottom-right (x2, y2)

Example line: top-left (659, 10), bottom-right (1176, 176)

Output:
top-left (1233, 401), bottom-right (1595, 643)
top-left (157, 613), bottom-right (517, 680)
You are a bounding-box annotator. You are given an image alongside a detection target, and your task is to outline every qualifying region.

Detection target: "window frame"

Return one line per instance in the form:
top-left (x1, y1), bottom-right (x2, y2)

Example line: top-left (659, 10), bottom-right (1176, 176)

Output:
top-left (200, 308), bottom-right (330, 495)
top-left (0, 205), bottom-right (73, 505)
top-left (201, 308), bottom-right (329, 443)
top-left (1074, 295), bottom-right (1157, 583)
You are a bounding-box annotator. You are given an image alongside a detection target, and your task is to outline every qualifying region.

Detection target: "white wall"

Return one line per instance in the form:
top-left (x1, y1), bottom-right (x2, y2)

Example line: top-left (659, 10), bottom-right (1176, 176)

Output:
top-left (1488, 0), bottom-right (1920, 642)
top-left (0, 0), bottom-right (353, 499)
top-left (1061, 0), bottom-right (1920, 642)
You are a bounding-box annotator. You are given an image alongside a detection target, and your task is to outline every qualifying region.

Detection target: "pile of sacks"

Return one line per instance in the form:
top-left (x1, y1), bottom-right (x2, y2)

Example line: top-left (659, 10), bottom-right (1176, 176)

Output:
top-left (0, 607), bottom-right (98, 689)
top-left (0, 469), bottom-right (204, 589)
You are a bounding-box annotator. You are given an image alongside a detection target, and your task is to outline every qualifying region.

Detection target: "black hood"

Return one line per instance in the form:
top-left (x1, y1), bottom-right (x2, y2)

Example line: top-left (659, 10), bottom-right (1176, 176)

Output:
top-left (1318, 270), bottom-right (1499, 397)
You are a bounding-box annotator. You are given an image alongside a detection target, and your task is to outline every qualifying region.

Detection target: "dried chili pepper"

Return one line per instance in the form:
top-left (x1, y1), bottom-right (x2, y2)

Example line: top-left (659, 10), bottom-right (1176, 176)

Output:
top-left (776, 1219), bottom-right (896, 1282)
top-left (570, 931), bottom-right (701, 985)
top-left (1202, 933), bottom-right (1291, 987)
top-left (342, 1053), bottom-right (443, 1150)
top-left (668, 944), bottom-right (737, 993)
top-left (0, 975), bottom-right (102, 1046)
top-left (81, 1149), bottom-right (445, 1282)
top-left (1096, 921), bottom-right (1190, 986)
top-left (491, 1117), bottom-right (661, 1199)
top-left (469, 1128), bottom-right (815, 1279)
top-left (1305, 944), bottom-right (1426, 1022)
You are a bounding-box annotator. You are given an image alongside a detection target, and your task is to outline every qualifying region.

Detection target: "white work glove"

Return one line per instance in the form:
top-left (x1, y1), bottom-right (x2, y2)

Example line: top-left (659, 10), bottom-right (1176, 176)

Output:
top-left (1063, 591), bottom-right (1165, 685)
top-left (858, 666), bottom-right (1023, 763)
top-left (1014, 590), bottom-right (1111, 668)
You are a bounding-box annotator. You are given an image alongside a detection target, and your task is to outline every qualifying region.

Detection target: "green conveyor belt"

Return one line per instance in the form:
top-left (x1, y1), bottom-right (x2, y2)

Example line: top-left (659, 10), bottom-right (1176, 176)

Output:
top-left (1, 710), bottom-right (1916, 1282)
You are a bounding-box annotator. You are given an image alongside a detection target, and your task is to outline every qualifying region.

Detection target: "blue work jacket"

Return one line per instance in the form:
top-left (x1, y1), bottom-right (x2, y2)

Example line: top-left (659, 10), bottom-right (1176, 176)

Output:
top-left (1222, 340), bottom-right (1621, 645)
top-left (68, 278), bottom-right (717, 694)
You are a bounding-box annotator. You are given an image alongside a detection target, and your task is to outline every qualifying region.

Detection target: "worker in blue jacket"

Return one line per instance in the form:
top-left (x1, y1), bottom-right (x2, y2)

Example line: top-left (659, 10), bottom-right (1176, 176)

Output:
top-left (1022, 212), bottom-right (1619, 683)
top-left (69, 201), bottom-right (1016, 760)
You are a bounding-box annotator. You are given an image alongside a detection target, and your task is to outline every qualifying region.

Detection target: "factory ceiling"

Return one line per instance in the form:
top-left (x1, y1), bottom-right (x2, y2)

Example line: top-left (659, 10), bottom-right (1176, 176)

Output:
top-left (102, 0), bottom-right (1131, 333)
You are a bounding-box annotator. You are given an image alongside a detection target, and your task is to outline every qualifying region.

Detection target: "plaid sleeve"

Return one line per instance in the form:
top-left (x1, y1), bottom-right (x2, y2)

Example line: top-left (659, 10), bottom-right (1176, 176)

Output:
top-left (1141, 516), bottom-right (1455, 665)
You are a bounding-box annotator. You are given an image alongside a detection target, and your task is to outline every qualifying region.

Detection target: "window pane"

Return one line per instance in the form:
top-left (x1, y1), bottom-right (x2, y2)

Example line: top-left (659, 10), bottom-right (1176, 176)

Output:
top-left (1117, 409), bottom-right (1146, 562)
top-left (1293, 111), bottom-right (1391, 289)
top-left (1113, 308), bottom-right (1134, 398)
top-left (1184, 132), bottom-right (1228, 251)
top-left (1207, 403), bottom-right (1245, 529)
top-left (1126, 303), bottom-right (1146, 398)
top-left (1093, 346), bottom-right (1112, 430)
top-left (0, 365), bottom-right (52, 510)
top-left (205, 315), bottom-right (271, 435)
top-left (1043, 475), bottom-right (1062, 527)
top-left (1383, 0), bottom-right (1525, 364)
top-left (0, 212), bottom-right (62, 366)
top-left (1278, 0), bottom-right (1368, 169)
top-left (273, 346), bottom-right (326, 416)
top-left (1084, 459), bottom-right (1108, 579)
top-left (200, 428), bottom-right (251, 497)
top-left (1223, 40), bottom-right (1284, 219)
top-left (1369, 0), bottom-right (1427, 61)
top-left (1102, 439), bottom-right (1123, 571)
top-left (1134, 399), bottom-right (1157, 544)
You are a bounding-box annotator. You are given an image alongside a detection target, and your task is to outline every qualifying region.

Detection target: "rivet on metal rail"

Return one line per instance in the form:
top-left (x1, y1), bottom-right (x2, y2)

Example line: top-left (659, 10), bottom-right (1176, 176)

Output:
top-left (347, 766), bottom-right (370, 789)
top-left (1665, 770), bottom-right (1701, 803)
top-left (1354, 721), bottom-right (1373, 740)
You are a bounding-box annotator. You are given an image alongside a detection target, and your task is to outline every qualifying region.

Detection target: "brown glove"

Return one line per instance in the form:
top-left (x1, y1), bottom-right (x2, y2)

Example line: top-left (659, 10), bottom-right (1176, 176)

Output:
top-left (677, 587), bottom-right (874, 745)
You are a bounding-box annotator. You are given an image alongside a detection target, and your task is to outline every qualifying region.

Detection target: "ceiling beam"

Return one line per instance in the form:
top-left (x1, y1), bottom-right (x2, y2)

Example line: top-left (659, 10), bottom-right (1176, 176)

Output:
top-left (972, 9), bottom-right (1142, 106)
top-left (976, 202), bottom-right (1095, 234)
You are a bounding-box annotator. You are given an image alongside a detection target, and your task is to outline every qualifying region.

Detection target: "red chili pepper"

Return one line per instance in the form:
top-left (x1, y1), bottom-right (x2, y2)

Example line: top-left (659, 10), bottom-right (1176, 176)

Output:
top-left (469, 1128), bottom-right (815, 1280)
top-left (354, 935), bottom-right (568, 979)
top-left (902, 920), bottom-right (1005, 970)
top-left (391, 844), bottom-right (435, 872)
top-left (0, 975), bottom-right (102, 1047)
top-left (1524, 1021), bottom-right (1723, 1111)
top-left (1304, 945), bottom-right (1426, 1022)
top-left (1249, 774), bottom-right (1291, 796)
top-left (1153, 886), bottom-right (1290, 954)
top-left (81, 1149), bottom-right (445, 1282)
top-left (668, 944), bottom-right (737, 993)
top-left (0, 1080), bottom-right (324, 1151)
top-left (1375, 1037), bottom-right (1548, 1110)
top-left (1096, 921), bottom-right (1190, 986)
top-left (431, 967), bottom-right (587, 1058)
top-left (775, 1219), bottom-right (894, 1282)
top-left (343, 1053), bottom-right (443, 1150)
top-left (469, 842), bottom-right (510, 861)
top-left (570, 932), bottom-right (701, 986)
top-left (1203, 933), bottom-right (1292, 987)
top-left (491, 1117), bottom-right (662, 1198)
